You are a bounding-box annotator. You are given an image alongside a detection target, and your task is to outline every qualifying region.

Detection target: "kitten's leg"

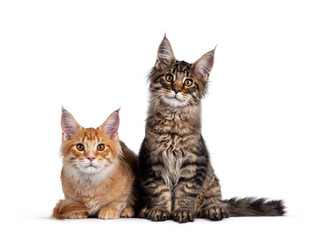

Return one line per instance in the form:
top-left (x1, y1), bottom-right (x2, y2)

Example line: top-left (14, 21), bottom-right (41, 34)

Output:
top-left (53, 199), bottom-right (89, 220)
top-left (171, 137), bottom-right (214, 223)
top-left (139, 139), bottom-right (172, 221)
top-left (196, 174), bottom-right (228, 221)
top-left (120, 206), bottom-right (135, 218)
top-left (172, 159), bottom-right (208, 223)
top-left (139, 178), bottom-right (172, 221)
top-left (98, 202), bottom-right (123, 220)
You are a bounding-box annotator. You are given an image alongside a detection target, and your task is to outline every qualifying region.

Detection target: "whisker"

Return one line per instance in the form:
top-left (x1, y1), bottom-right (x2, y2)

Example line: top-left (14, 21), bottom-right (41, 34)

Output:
top-left (153, 95), bottom-right (163, 114)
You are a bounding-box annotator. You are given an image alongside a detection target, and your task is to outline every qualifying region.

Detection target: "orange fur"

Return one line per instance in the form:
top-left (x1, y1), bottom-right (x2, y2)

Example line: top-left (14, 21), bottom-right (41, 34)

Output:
top-left (53, 109), bottom-right (137, 220)
top-left (53, 199), bottom-right (89, 219)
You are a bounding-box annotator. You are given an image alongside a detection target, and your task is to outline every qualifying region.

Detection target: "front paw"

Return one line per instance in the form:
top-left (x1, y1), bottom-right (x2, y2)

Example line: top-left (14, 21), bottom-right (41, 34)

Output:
top-left (172, 209), bottom-right (194, 223)
top-left (199, 205), bottom-right (228, 221)
top-left (120, 206), bottom-right (135, 218)
top-left (98, 207), bottom-right (120, 220)
top-left (139, 207), bottom-right (170, 221)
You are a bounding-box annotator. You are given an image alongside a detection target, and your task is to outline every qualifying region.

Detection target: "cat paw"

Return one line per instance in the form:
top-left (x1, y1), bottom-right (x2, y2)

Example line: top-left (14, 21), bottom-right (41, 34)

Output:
top-left (199, 205), bottom-right (228, 221)
top-left (172, 209), bottom-right (194, 223)
top-left (98, 207), bottom-right (120, 220)
top-left (120, 206), bottom-right (135, 218)
top-left (139, 207), bottom-right (170, 221)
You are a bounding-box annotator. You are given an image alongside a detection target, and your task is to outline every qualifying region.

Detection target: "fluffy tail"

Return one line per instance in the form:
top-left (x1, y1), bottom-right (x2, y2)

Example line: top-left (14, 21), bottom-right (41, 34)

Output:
top-left (224, 197), bottom-right (285, 217)
top-left (53, 199), bottom-right (89, 219)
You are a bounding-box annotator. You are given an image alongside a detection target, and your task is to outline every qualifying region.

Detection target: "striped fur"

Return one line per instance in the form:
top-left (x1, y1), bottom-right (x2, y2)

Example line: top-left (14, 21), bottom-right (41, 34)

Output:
top-left (138, 37), bottom-right (285, 223)
top-left (224, 198), bottom-right (285, 217)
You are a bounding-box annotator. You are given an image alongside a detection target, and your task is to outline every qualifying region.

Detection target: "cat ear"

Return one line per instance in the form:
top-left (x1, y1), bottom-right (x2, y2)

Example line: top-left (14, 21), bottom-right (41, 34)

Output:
top-left (61, 108), bottom-right (81, 141)
top-left (192, 50), bottom-right (215, 81)
top-left (100, 109), bottom-right (120, 140)
top-left (155, 36), bottom-right (175, 71)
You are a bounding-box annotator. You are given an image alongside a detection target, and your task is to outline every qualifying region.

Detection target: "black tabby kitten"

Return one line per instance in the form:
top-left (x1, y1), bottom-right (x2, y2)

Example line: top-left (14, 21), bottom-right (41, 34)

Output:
top-left (138, 36), bottom-right (285, 223)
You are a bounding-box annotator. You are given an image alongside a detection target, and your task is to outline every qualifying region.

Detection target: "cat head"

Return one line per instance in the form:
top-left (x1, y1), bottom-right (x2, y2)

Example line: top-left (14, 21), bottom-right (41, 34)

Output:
top-left (149, 36), bottom-right (215, 108)
top-left (60, 108), bottom-right (121, 175)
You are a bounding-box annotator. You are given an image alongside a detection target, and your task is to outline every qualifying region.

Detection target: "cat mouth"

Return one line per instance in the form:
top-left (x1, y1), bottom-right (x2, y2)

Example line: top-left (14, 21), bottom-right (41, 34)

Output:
top-left (166, 95), bottom-right (185, 102)
top-left (86, 164), bottom-right (97, 168)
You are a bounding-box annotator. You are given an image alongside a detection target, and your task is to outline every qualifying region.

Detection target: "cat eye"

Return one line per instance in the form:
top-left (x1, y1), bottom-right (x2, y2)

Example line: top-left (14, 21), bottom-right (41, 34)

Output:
top-left (184, 79), bottom-right (193, 87)
top-left (97, 144), bottom-right (105, 151)
top-left (76, 143), bottom-right (85, 151)
top-left (165, 74), bottom-right (174, 82)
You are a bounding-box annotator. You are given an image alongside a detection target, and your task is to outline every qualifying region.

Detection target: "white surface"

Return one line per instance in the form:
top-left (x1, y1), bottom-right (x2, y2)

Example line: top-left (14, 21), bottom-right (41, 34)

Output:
top-left (1, 0), bottom-right (319, 239)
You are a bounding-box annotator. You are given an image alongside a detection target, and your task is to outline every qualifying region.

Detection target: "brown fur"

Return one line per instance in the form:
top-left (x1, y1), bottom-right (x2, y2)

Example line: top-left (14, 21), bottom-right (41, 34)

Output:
top-left (138, 36), bottom-right (285, 223)
top-left (225, 198), bottom-right (285, 217)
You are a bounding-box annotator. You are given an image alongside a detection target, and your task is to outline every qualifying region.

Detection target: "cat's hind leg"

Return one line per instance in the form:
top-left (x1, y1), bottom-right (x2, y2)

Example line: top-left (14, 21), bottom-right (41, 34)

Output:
top-left (53, 199), bottom-right (89, 220)
top-left (195, 175), bottom-right (229, 221)
top-left (198, 203), bottom-right (228, 221)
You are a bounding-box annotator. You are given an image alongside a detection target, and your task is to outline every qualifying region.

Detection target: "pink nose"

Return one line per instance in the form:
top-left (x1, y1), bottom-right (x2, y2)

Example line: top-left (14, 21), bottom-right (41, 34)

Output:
top-left (88, 156), bottom-right (96, 162)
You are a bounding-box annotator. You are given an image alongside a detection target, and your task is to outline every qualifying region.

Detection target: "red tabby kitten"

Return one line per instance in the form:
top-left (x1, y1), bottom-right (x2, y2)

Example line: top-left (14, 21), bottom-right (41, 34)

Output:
top-left (53, 108), bottom-right (137, 220)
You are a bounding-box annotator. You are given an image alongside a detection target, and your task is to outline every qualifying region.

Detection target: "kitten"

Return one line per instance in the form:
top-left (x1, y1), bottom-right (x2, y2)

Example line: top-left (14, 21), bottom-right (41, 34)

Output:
top-left (138, 36), bottom-right (285, 223)
top-left (53, 108), bottom-right (138, 220)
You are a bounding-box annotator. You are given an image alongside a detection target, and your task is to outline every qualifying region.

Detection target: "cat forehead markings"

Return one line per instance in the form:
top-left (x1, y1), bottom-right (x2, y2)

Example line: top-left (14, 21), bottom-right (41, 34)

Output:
top-left (171, 61), bottom-right (192, 74)
top-left (82, 128), bottom-right (99, 142)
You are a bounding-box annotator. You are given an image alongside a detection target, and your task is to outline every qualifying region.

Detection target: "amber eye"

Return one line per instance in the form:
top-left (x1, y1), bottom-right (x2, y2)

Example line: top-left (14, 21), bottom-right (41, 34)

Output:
top-left (76, 144), bottom-right (85, 151)
top-left (97, 144), bottom-right (105, 151)
top-left (165, 74), bottom-right (173, 82)
top-left (184, 79), bottom-right (193, 87)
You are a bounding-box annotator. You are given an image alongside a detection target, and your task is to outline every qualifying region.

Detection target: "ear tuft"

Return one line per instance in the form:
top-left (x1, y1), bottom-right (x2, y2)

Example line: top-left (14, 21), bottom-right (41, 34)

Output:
top-left (155, 37), bottom-right (175, 71)
top-left (101, 109), bottom-right (120, 140)
top-left (61, 109), bottom-right (80, 141)
top-left (192, 51), bottom-right (215, 81)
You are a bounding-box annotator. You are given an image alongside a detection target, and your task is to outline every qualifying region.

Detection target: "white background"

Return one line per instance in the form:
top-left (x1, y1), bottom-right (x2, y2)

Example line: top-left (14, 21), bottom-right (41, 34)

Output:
top-left (1, 0), bottom-right (319, 239)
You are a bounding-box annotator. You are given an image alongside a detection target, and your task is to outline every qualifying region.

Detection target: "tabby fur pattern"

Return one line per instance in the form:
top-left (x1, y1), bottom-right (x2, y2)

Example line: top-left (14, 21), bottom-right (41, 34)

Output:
top-left (138, 36), bottom-right (285, 223)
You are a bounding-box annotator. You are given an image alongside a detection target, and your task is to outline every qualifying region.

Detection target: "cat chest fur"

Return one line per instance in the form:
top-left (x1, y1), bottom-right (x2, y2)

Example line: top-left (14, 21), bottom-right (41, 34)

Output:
top-left (156, 133), bottom-right (185, 189)
top-left (147, 112), bottom-right (199, 190)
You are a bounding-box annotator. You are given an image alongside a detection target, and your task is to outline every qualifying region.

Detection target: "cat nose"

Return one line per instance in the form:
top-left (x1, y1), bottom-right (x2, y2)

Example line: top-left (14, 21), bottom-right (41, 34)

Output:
top-left (173, 89), bottom-right (180, 94)
top-left (88, 156), bottom-right (96, 162)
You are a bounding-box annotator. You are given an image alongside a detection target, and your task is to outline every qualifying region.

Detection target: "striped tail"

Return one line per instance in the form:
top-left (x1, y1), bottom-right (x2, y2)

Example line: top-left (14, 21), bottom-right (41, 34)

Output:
top-left (224, 197), bottom-right (285, 217)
